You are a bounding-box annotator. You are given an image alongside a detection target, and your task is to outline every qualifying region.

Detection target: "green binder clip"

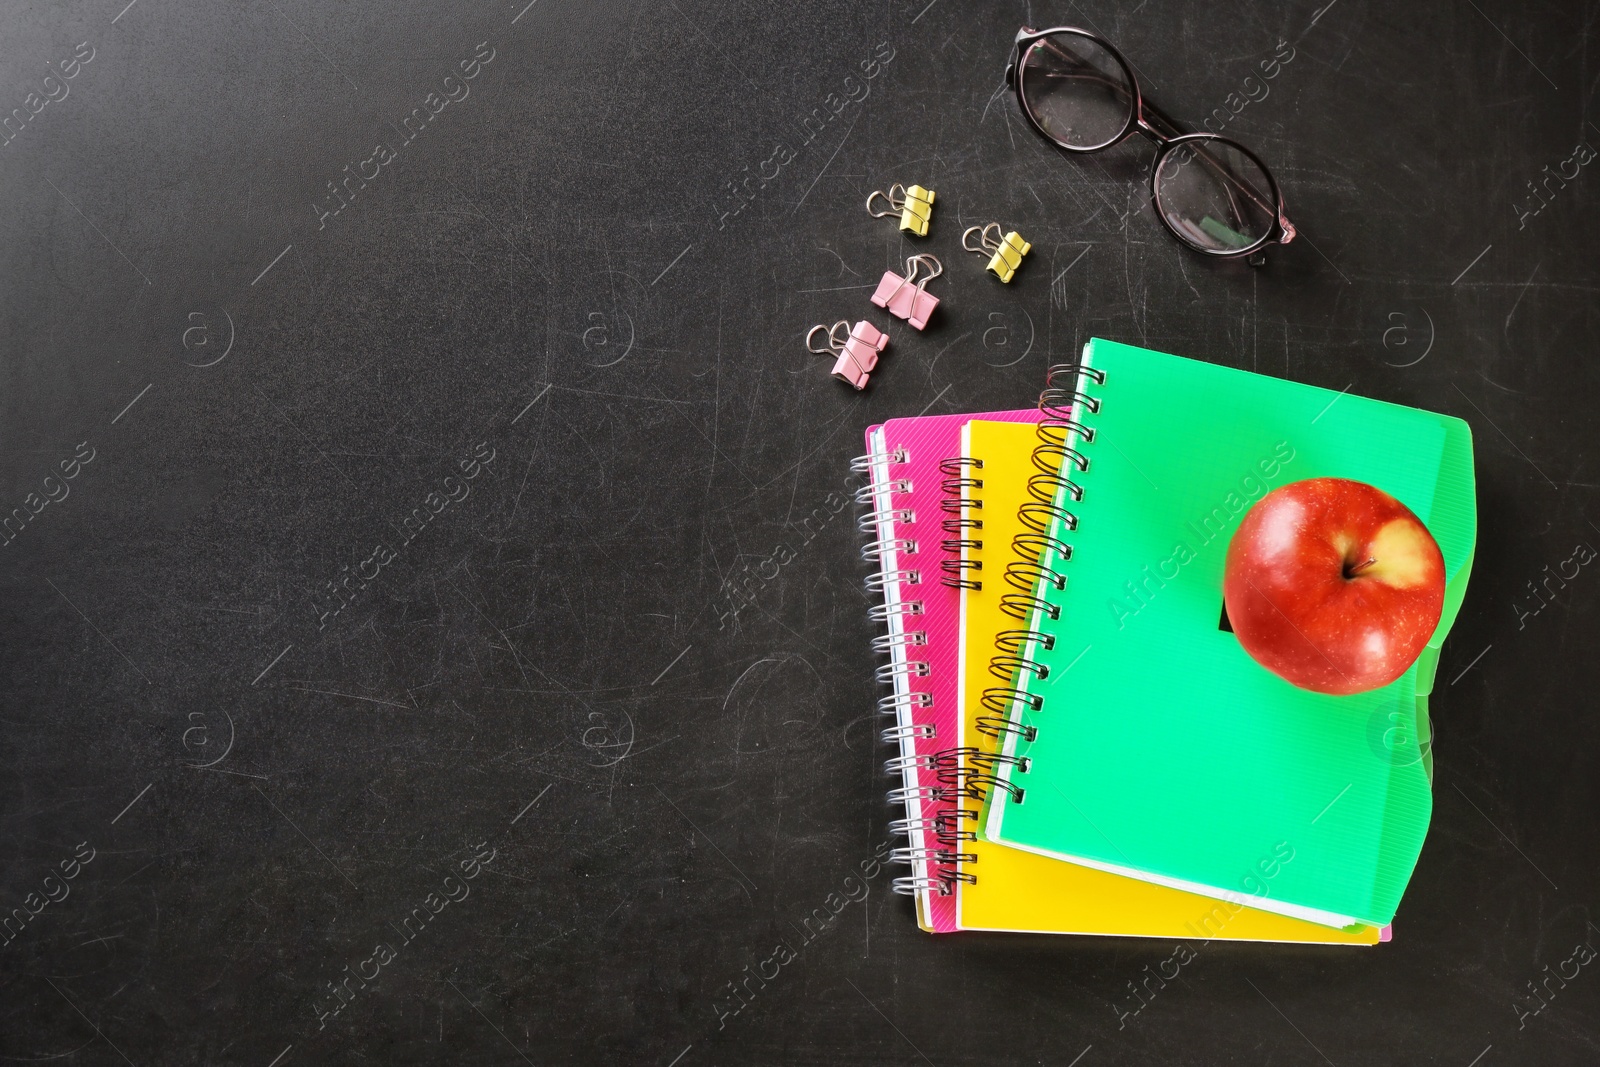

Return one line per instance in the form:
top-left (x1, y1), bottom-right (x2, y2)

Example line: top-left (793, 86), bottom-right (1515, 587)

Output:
top-left (867, 183), bottom-right (936, 237)
top-left (963, 222), bottom-right (1031, 283)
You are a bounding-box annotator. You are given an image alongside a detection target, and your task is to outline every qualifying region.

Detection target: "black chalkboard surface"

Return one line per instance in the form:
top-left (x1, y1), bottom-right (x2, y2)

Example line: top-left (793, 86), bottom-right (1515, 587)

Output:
top-left (2, 1), bottom-right (1597, 1064)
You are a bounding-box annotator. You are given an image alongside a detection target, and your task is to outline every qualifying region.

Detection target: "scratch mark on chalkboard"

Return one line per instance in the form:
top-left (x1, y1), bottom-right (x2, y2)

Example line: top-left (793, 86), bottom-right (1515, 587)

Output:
top-left (512, 384), bottom-right (552, 424)
top-left (910, 384), bottom-right (953, 418)
top-left (251, 385), bottom-right (366, 496)
top-left (284, 685), bottom-right (411, 709)
top-left (46, 178), bottom-right (153, 286)
top-left (814, 245), bottom-right (860, 277)
top-left (844, 978), bottom-right (937, 1067)
top-left (1297, 232), bottom-right (1351, 284)
top-left (76, 933), bottom-right (124, 950)
top-left (862, 885), bottom-right (869, 958)
top-left (111, 383), bottom-right (152, 424)
top-left (1451, 244), bottom-right (1493, 286)
top-left (1503, 261), bottom-right (1541, 333)
top-left (1450, 783), bottom-right (1558, 890)
top-left (251, 243), bottom-right (294, 287)
top-left (792, 112), bottom-right (861, 215)
top-left (45, 978), bottom-right (136, 1066)
top-left (979, 80), bottom-right (1008, 125)
top-left (1246, 979), bottom-right (1337, 1066)
top-left (450, 183), bottom-right (551, 283)
top-left (626, 735), bottom-right (678, 762)
top-left (651, 644), bottom-right (693, 685)
top-left (664, 0), bottom-right (771, 108)
top-left (1307, 0), bottom-right (1340, 29)
top-left (252, 643), bottom-right (294, 685)
top-left (924, 331), bottom-right (973, 383)
top-left (511, 783), bottom-right (554, 824)
top-left (252, 784), bottom-right (359, 889)
top-left (652, 244), bottom-right (694, 286)
top-left (1449, 382), bottom-right (1558, 488)
top-left (46, 578), bottom-right (151, 684)
top-left (1051, 244), bottom-right (1093, 289)
top-left (550, 384), bottom-right (693, 406)
top-left (265, 1044), bottom-right (293, 1067)
top-left (742, 605), bottom-right (839, 667)
top-left (724, 657), bottom-right (779, 709)
top-left (263, 0), bottom-right (361, 91)
top-left (1462, 0), bottom-right (1559, 89)
top-left (448, 980), bottom-right (537, 1066)
top-left (111, 783), bottom-right (152, 824)
top-left (1450, 643), bottom-right (1493, 685)
top-left (665, 1043), bottom-right (693, 1067)
top-left (112, 860), bottom-right (157, 889)
top-left (653, 784), bottom-right (759, 892)
top-left (196, 766), bottom-right (268, 780)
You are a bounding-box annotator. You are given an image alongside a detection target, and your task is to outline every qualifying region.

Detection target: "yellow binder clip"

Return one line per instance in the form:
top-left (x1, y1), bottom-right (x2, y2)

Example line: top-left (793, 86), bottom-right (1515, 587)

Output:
top-left (866, 183), bottom-right (936, 237)
top-left (962, 222), bottom-right (1031, 283)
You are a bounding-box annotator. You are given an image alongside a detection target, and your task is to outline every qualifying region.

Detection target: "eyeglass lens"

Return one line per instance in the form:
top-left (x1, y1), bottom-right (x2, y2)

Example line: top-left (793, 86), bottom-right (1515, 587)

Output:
top-left (1019, 34), bottom-right (1135, 151)
top-left (1153, 140), bottom-right (1277, 253)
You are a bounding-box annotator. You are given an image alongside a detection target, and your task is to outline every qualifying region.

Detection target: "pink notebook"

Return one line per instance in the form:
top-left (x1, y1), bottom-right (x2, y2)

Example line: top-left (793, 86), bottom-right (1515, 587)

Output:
top-left (859, 408), bottom-right (1041, 933)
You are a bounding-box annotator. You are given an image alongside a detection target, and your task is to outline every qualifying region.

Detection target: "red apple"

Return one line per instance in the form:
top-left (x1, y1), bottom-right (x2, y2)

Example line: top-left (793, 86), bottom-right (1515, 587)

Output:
top-left (1223, 477), bottom-right (1445, 696)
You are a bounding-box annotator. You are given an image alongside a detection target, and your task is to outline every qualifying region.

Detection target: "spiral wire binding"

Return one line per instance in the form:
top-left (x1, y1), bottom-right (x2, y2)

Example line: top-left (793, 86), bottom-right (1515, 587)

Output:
top-left (904, 453), bottom-right (992, 889)
top-left (971, 360), bottom-right (1105, 808)
top-left (852, 447), bottom-right (906, 473)
top-left (893, 452), bottom-right (989, 895)
top-left (856, 441), bottom-right (955, 899)
top-left (878, 691), bottom-right (931, 713)
top-left (938, 457), bottom-right (983, 592)
top-left (994, 628), bottom-right (1057, 653)
top-left (860, 508), bottom-right (913, 532)
top-left (864, 568), bottom-right (920, 593)
top-left (886, 451), bottom-right (993, 896)
top-left (872, 630), bottom-right (927, 653)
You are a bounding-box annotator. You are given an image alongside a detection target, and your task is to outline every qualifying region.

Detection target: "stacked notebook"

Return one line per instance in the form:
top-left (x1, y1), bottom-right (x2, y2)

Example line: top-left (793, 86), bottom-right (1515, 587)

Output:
top-left (858, 338), bottom-right (1476, 941)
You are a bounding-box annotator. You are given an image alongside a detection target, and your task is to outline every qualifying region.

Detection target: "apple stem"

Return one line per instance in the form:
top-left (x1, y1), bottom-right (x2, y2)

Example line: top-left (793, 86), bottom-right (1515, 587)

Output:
top-left (1346, 556), bottom-right (1379, 578)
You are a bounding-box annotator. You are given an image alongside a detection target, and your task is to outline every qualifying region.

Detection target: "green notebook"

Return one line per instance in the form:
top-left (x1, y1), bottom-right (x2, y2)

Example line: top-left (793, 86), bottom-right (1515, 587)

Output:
top-left (984, 339), bottom-right (1476, 929)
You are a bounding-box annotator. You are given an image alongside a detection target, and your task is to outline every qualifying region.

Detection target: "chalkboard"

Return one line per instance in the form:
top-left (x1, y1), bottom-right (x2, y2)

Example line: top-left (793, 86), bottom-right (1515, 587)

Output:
top-left (2, 1), bottom-right (1597, 1064)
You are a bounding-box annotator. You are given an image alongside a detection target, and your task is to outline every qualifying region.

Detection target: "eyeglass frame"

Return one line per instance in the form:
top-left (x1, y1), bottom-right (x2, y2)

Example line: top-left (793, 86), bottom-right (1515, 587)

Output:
top-left (1005, 26), bottom-right (1297, 261)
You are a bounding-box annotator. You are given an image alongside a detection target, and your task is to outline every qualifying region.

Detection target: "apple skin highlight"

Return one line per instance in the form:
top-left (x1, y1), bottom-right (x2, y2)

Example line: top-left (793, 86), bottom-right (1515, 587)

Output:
top-left (1222, 477), bottom-right (1446, 696)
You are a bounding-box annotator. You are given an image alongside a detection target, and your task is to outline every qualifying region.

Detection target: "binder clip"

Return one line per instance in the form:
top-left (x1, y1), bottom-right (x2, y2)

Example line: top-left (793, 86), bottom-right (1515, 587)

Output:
top-left (871, 254), bottom-right (942, 331)
top-left (962, 223), bottom-right (1031, 283)
top-left (866, 183), bottom-right (937, 237)
top-left (808, 319), bottom-right (889, 391)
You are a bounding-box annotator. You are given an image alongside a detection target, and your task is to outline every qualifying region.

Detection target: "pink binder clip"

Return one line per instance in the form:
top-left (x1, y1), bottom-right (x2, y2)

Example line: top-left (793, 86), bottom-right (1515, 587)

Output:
top-left (808, 319), bottom-right (889, 391)
top-left (871, 253), bottom-right (942, 331)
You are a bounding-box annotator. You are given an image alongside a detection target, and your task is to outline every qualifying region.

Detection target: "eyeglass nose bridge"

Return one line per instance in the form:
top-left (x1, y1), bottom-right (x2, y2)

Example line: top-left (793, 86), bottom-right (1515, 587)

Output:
top-left (1133, 115), bottom-right (1167, 145)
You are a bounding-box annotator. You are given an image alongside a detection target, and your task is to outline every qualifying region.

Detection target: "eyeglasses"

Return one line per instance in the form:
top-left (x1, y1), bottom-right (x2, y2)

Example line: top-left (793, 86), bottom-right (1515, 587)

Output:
top-left (1007, 26), bottom-right (1295, 261)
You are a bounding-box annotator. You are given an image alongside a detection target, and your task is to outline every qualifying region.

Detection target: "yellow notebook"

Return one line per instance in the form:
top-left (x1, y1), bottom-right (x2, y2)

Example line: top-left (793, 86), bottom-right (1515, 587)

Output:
top-left (952, 419), bottom-right (1384, 943)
